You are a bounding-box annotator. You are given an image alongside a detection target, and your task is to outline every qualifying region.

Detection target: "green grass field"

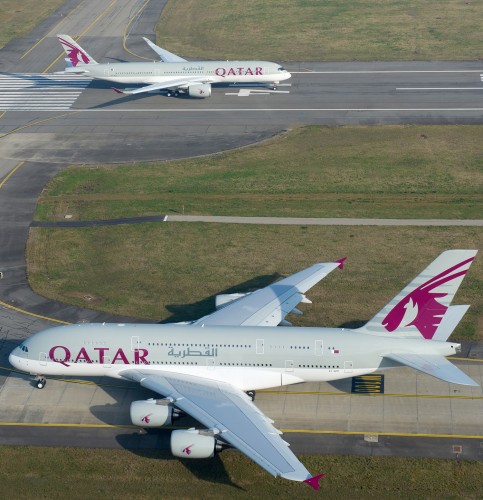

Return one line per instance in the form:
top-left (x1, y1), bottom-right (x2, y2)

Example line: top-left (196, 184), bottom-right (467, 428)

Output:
top-left (0, 0), bottom-right (64, 48)
top-left (156, 0), bottom-right (483, 61)
top-left (2, 446), bottom-right (482, 499)
top-left (34, 126), bottom-right (483, 221)
top-left (27, 224), bottom-right (483, 340)
top-left (28, 125), bottom-right (483, 339)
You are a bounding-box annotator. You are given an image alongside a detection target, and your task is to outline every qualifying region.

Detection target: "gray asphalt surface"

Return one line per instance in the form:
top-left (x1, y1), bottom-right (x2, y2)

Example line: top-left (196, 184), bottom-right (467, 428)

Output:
top-left (0, 0), bottom-right (481, 465)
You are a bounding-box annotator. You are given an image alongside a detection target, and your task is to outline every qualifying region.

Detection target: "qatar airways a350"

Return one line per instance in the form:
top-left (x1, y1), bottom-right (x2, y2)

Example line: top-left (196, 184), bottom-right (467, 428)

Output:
top-left (9, 250), bottom-right (478, 489)
top-left (56, 34), bottom-right (291, 98)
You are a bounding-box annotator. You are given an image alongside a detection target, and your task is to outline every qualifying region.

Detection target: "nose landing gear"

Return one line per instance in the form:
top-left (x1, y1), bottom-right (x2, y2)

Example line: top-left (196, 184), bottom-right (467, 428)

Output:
top-left (35, 376), bottom-right (46, 389)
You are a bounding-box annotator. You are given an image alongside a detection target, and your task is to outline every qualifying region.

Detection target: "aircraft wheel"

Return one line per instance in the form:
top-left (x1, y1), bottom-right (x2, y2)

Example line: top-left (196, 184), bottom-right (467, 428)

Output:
top-left (166, 91), bottom-right (172, 97)
top-left (174, 90), bottom-right (180, 97)
top-left (36, 377), bottom-right (46, 389)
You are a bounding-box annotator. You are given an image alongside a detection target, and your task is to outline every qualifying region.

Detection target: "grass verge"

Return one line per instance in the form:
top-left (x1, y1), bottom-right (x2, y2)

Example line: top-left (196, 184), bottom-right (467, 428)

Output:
top-left (156, 0), bottom-right (483, 61)
top-left (35, 126), bottom-right (483, 222)
top-left (0, 0), bottom-right (64, 48)
top-left (1, 446), bottom-right (482, 499)
top-left (27, 224), bottom-right (483, 340)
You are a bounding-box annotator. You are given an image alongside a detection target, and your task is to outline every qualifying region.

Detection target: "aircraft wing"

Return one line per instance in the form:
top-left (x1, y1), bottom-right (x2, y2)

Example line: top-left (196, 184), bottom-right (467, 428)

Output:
top-left (192, 259), bottom-right (345, 327)
top-left (142, 37), bottom-right (188, 62)
top-left (383, 352), bottom-right (479, 386)
top-left (112, 77), bottom-right (206, 95)
top-left (120, 369), bottom-right (315, 483)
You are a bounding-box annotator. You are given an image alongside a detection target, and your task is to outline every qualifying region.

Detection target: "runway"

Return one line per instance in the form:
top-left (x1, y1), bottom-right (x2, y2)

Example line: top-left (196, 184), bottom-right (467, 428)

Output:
top-left (0, 0), bottom-right (482, 462)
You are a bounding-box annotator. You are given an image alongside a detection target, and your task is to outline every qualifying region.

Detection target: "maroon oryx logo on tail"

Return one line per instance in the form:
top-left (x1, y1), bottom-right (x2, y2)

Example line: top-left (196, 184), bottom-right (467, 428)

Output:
top-left (382, 256), bottom-right (474, 339)
top-left (59, 37), bottom-right (90, 66)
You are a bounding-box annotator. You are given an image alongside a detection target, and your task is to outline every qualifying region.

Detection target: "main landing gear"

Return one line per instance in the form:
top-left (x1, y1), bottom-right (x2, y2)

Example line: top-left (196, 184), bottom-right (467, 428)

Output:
top-left (35, 376), bottom-right (46, 389)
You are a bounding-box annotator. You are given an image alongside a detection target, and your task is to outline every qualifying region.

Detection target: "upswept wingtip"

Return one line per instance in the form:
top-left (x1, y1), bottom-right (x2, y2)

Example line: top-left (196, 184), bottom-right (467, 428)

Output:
top-left (304, 473), bottom-right (325, 490)
top-left (336, 257), bottom-right (347, 270)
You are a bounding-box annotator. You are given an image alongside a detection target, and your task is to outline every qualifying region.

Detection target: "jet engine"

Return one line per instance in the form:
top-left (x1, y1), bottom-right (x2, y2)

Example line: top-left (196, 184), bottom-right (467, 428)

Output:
top-left (170, 429), bottom-right (224, 459)
top-left (130, 398), bottom-right (180, 427)
top-left (188, 83), bottom-right (211, 98)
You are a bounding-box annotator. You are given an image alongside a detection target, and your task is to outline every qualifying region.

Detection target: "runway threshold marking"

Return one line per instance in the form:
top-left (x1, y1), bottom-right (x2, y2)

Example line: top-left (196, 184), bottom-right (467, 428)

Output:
top-left (0, 300), bottom-right (70, 325)
top-left (43, 0), bottom-right (119, 73)
top-left (0, 161), bottom-right (24, 189)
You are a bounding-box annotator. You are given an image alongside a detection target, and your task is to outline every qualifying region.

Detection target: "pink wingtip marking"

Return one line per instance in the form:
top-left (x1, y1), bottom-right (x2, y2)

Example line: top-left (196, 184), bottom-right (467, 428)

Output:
top-left (304, 473), bottom-right (325, 490)
top-left (336, 257), bottom-right (347, 270)
top-left (111, 87), bottom-right (124, 94)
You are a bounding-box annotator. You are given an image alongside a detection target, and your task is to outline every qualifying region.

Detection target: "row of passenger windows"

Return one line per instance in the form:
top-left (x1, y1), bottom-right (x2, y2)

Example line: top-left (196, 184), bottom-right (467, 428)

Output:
top-left (147, 342), bottom-right (313, 349)
top-left (148, 342), bottom-right (252, 348)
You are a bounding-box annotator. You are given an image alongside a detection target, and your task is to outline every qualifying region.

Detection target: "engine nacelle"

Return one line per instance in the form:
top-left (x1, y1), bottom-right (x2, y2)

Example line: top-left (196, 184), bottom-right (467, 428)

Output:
top-left (171, 429), bottom-right (221, 459)
top-left (130, 398), bottom-right (176, 427)
top-left (188, 83), bottom-right (211, 98)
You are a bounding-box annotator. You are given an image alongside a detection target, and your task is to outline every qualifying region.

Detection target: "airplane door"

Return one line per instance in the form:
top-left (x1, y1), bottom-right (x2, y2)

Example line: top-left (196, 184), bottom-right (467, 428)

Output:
top-left (103, 356), bottom-right (111, 368)
top-left (344, 361), bottom-right (353, 373)
top-left (39, 352), bottom-right (47, 366)
top-left (256, 339), bottom-right (264, 354)
top-left (131, 336), bottom-right (140, 351)
top-left (206, 358), bottom-right (215, 370)
top-left (285, 360), bottom-right (294, 372)
top-left (314, 340), bottom-right (323, 356)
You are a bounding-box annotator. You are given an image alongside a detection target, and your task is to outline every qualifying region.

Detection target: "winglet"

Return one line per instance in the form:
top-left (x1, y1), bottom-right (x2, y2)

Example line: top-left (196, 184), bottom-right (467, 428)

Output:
top-left (304, 473), bottom-right (325, 490)
top-left (336, 257), bottom-right (347, 270)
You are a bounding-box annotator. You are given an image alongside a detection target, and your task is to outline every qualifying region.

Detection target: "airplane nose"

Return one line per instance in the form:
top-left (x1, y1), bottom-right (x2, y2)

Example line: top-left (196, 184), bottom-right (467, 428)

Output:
top-left (9, 351), bottom-right (22, 369)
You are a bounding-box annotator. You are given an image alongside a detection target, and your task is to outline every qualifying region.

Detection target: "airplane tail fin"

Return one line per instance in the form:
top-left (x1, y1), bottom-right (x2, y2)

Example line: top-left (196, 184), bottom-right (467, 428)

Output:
top-left (57, 34), bottom-right (97, 67)
top-left (357, 250), bottom-right (477, 340)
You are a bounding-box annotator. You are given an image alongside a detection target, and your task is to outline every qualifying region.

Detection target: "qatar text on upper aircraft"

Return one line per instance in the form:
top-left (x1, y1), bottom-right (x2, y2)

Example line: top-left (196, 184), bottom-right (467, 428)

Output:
top-left (56, 35), bottom-right (291, 98)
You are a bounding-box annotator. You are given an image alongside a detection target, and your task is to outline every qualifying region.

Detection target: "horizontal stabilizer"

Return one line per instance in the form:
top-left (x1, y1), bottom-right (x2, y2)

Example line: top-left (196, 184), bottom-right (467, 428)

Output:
top-left (383, 352), bottom-right (478, 386)
top-left (432, 305), bottom-right (469, 342)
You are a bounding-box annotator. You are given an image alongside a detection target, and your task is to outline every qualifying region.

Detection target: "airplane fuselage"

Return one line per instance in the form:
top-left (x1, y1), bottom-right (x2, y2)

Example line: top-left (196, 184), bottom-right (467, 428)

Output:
top-left (66, 61), bottom-right (290, 86)
top-left (9, 323), bottom-right (460, 391)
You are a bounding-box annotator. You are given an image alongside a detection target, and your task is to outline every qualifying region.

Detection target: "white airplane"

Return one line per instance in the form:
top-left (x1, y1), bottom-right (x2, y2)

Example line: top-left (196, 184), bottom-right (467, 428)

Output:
top-left (56, 35), bottom-right (291, 98)
top-left (9, 250), bottom-right (478, 489)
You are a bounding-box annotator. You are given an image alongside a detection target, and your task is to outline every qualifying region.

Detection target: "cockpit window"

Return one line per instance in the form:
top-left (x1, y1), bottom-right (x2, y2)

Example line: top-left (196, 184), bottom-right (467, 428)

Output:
top-left (278, 66), bottom-right (287, 71)
top-left (19, 343), bottom-right (29, 353)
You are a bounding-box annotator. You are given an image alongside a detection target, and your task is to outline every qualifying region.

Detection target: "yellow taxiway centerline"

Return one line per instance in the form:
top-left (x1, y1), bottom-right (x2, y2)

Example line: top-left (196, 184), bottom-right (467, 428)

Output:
top-left (0, 161), bottom-right (24, 189)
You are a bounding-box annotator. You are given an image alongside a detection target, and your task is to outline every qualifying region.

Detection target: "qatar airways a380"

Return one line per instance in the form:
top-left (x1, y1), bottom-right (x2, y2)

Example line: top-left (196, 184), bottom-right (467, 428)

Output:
top-left (9, 250), bottom-right (479, 489)
top-left (57, 35), bottom-right (291, 98)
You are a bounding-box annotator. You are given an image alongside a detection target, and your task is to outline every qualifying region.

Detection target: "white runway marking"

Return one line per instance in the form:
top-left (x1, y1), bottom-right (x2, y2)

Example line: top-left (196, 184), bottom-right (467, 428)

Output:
top-left (291, 70), bottom-right (483, 74)
top-left (0, 74), bottom-right (90, 111)
top-left (397, 87), bottom-right (483, 91)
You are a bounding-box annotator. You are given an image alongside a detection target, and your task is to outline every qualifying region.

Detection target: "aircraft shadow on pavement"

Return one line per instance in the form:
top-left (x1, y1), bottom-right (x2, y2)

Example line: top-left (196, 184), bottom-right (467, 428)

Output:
top-left (160, 273), bottom-right (282, 324)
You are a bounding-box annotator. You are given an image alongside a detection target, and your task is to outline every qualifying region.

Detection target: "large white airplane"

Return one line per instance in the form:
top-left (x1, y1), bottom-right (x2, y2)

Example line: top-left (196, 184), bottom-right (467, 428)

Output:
top-left (9, 250), bottom-right (478, 489)
top-left (56, 35), bottom-right (291, 98)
